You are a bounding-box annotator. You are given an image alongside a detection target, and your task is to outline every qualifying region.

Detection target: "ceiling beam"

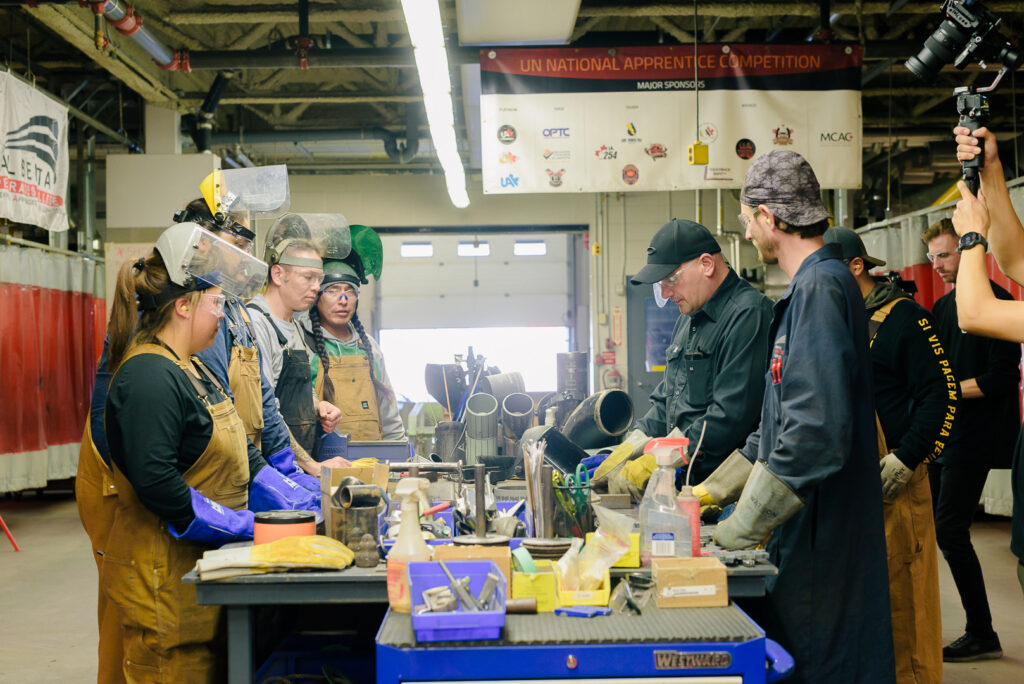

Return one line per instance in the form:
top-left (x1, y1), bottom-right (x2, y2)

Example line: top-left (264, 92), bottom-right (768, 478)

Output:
top-left (184, 93), bottom-right (422, 105)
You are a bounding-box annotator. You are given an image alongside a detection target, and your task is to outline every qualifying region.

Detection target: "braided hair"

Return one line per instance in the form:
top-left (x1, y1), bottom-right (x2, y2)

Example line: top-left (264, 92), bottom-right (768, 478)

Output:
top-left (351, 312), bottom-right (395, 403)
top-left (307, 303), bottom-right (335, 403)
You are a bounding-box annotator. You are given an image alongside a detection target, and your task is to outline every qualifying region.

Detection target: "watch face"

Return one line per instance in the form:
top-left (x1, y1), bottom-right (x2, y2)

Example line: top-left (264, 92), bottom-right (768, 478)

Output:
top-left (958, 232), bottom-right (987, 252)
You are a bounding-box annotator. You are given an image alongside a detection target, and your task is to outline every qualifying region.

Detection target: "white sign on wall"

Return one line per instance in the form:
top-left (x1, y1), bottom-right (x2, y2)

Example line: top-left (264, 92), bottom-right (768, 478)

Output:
top-left (0, 72), bottom-right (69, 232)
top-left (481, 45), bottom-right (862, 194)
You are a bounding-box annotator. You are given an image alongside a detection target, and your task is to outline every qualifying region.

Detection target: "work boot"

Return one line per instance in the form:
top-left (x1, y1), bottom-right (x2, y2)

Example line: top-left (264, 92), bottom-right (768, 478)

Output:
top-left (942, 632), bottom-right (1003, 662)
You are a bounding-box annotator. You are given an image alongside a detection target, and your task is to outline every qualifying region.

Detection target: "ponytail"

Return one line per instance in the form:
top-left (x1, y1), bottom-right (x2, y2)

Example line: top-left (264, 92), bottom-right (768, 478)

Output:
top-left (351, 313), bottom-right (395, 403)
top-left (107, 250), bottom-right (202, 370)
top-left (308, 305), bottom-right (335, 403)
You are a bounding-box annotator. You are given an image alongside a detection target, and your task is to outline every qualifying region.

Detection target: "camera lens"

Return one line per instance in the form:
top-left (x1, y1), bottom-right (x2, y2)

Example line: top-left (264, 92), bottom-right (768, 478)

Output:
top-left (905, 19), bottom-right (971, 81)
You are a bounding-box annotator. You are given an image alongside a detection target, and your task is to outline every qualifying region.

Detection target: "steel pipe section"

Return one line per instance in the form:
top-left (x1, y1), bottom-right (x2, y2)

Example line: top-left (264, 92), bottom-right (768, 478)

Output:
top-left (501, 393), bottom-right (534, 441)
top-left (465, 392), bottom-right (498, 466)
top-left (560, 389), bottom-right (634, 450)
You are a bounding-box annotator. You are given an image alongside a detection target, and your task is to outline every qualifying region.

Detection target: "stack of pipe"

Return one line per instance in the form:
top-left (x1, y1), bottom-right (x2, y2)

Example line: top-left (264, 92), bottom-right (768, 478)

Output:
top-left (464, 392), bottom-right (498, 466)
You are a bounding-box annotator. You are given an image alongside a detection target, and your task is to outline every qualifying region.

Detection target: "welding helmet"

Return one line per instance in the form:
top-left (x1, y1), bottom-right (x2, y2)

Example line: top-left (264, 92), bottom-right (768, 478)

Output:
top-left (199, 165), bottom-right (291, 235)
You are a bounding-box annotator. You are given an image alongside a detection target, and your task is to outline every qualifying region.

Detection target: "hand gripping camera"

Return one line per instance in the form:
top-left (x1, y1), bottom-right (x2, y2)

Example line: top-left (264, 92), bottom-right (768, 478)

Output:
top-left (905, 0), bottom-right (1022, 194)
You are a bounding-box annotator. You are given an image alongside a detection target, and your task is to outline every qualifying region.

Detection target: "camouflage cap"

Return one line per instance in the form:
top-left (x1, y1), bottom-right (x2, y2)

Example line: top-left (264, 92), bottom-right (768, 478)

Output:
top-left (740, 150), bottom-right (832, 226)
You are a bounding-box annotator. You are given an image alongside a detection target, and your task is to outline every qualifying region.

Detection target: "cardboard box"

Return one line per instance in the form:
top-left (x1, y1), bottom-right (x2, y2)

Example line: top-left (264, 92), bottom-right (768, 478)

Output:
top-left (432, 545), bottom-right (512, 598)
top-left (651, 557), bottom-right (728, 608)
top-left (320, 463), bottom-right (390, 539)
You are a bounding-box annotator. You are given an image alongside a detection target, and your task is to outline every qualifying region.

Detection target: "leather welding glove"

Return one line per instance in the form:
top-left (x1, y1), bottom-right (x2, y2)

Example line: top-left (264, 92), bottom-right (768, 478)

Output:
top-left (713, 461), bottom-right (804, 550)
top-left (168, 488), bottom-right (255, 546)
top-left (692, 449), bottom-right (753, 508)
top-left (591, 429), bottom-right (650, 490)
top-left (265, 446), bottom-right (321, 495)
top-left (250, 465), bottom-right (322, 516)
top-left (611, 426), bottom-right (687, 500)
top-left (879, 452), bottom-right (913, 500)
top-left (249, 535), bottom-right (354, 569)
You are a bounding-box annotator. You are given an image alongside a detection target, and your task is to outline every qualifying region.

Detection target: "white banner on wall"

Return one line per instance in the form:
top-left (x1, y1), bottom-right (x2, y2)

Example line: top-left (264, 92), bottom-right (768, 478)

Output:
top-left (481, 45), bottom-right (862, 194)
top-left (0, 71), bottom-right (70, 232)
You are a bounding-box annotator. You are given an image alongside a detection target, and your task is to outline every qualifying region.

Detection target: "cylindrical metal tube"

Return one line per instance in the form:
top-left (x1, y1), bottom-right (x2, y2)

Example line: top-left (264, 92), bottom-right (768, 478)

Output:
top-left (561, 389), bottom-right (634, 449)
top-left (433, 421), bottom-right (465, 463)
top-left (540, 465), bottom-right (555, 539)
top-left (388, 461), bottom-right (462, 472)
top-left (501, 393), bottom-right (534, 440)
top-left (465, 392), bottom-right (498, 466)
top-left (479, 372), bottom-right (525, 408)
top-left (339, 485), bottom-right (382, 508)
top-left (474, 463), bottom-right (488, 536)
top-left (556, 352), bottom-right (589, 403)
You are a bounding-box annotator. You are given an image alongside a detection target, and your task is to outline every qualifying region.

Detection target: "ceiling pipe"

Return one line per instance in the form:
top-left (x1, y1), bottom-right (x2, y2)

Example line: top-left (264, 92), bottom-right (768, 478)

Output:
top-left (85, 0), bottom-right (190, 71)
top-left (186, 70), bottom-right (234, 152)
top-left (186, 46), bottom-right (481, 71)
top-left (208, 124), bottom-right (423, 165)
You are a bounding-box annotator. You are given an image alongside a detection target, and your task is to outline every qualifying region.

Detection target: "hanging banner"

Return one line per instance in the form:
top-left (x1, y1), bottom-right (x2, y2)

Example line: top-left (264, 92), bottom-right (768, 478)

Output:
top-left (480, 45), bottom-right (862, 194)
top-left (0, 71), bottom-right (70, 232)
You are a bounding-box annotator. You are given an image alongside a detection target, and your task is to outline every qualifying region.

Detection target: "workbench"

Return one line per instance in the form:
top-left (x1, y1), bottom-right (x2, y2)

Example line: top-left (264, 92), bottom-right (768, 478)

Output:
top-left (184, 560), bottom-right (776, 684)
top-left (376, 605), bottom-right (793, 684)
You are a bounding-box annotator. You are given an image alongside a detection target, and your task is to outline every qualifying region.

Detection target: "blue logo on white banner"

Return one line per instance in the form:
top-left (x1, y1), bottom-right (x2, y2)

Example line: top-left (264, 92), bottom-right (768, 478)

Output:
top-left (542, 128), bottom-right (570, 138)
top-left (500, 173), bottom-right (520, 188)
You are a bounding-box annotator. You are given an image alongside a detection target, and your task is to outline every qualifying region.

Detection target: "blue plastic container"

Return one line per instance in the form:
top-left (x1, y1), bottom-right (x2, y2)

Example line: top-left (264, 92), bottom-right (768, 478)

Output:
top-left (407, 560), bottom-right (506, 642)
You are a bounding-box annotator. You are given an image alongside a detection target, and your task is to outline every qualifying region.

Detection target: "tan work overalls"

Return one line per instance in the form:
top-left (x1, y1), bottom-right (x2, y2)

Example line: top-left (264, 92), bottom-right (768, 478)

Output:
top-left (314, 352), bottom-right (384, 440)
top-left (871, 299), bottom-right (943, 684)
top-left (100, 344), bottom-right (249, 683)
top-left (225, 303), bottom-right (264, 448)
top-left (76, 420), bottom-right (126, 683)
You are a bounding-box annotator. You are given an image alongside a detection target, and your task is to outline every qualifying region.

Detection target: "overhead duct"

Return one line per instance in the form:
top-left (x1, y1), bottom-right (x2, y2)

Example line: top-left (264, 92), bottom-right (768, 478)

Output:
top-left (84, 1), bottom-right (189, 71)
top-left (187, 70), bottom-right (234, 153)
top-left (210, 124), bottom-right (422, 165)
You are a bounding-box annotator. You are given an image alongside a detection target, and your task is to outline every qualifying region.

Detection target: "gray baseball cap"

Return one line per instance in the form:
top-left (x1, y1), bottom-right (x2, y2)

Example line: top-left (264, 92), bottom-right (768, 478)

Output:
top-left (823, 227), bottom-right (886, 268)
top-left (741, 150), bottom-right (832, 226)
top-left (631, 219), bottom-right (721, 285)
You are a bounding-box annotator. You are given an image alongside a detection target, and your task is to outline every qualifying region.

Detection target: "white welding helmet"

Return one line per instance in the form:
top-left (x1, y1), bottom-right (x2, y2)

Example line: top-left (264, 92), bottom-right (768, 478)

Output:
top-left (153, 222), bottom-right (269, 303)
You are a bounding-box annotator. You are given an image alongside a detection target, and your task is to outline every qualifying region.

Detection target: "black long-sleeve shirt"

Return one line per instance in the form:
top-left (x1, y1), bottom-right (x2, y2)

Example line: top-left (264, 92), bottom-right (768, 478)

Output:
top-left (867, 286), bottom-right (958, 469)
top-left (932, 283), bottom-right (1021, 468)
top-left (105, 351), bottom-right (265, 530)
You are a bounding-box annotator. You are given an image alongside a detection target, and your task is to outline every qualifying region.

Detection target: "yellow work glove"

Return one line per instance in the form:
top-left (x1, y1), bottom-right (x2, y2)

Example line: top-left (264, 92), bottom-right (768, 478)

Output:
top-left (610, 453), bottom-right (658, 501)
top-left (692, 483), bottom-right (717, 507)
top-left (591, 429), bottom-right (650, 489)
top-left (350, 457), bottom-right (380, 468)
top-left (249, 535), bottom-right (354, 570)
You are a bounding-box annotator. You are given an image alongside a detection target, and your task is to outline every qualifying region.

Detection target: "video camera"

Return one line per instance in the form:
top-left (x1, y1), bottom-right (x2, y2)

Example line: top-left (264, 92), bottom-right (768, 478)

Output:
top-left (905, 1), bottom-right (1022, 194)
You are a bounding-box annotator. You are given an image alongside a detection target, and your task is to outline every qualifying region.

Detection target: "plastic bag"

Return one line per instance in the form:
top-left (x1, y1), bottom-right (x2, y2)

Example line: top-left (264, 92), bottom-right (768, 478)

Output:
top-left (555, 537), bottom-right (584, 591)
top-left (577, 504), bottom-right (632, 591)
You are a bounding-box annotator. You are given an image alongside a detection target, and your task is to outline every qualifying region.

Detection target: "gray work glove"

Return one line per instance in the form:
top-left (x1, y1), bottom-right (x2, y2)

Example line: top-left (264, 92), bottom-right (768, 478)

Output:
top-left (693, 449), bottom-right (753, 508)
top-left (713, 461), bottom-right (804, 550)
top-left (879, 452), bottom-right (913, 500)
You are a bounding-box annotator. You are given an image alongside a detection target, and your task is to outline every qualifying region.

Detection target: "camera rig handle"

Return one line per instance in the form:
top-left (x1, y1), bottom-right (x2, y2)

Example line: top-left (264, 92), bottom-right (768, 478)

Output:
top-left (954, 66), bottom-right (1006, 195)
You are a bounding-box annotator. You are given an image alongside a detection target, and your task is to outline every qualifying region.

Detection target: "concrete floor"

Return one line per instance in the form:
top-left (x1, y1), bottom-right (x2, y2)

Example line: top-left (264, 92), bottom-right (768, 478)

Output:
top-left (1, 491), bottom-right (1023, 683)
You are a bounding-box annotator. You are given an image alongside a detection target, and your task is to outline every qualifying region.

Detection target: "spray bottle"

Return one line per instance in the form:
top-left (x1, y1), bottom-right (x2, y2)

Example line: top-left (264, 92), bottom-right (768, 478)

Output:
top-left (386, 477), bottom-right (432, 613)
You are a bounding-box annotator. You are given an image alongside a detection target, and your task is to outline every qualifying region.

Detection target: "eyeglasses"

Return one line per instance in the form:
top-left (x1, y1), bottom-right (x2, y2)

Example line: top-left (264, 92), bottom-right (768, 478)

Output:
top-left (738, 209), bottom-right (760, 230)
top-left (926, 251), bottom-right (954, 263)
top-left (322, 284), bottom-right (358, 300)
top-left (202, 293), bottom-right (226, 316)
top-left (659, 260), bottom-right (698, 288)
top-left (285, 266), bottom-right (325, 287)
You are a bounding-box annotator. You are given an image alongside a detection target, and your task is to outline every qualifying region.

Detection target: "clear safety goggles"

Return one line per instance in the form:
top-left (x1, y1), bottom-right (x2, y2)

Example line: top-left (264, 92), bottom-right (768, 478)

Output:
top-left (201, 292), bottom-right (227, 316)
top-left (172, 225), bottom-right (269, 300)
top-left (321, 283), bottom-right (359, 302)
top-left (652, 260), bottom-right (697, 308)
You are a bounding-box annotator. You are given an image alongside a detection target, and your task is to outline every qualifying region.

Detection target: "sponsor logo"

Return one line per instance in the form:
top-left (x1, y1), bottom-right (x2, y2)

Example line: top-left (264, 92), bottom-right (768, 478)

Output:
top-left (546, 168), bottom-right (565, 187)
top-left (626, 122), bottom-right (637, 136)
top-left (499, 152), bottom-right (518, 164)
top-left (542, 127), bottom-right (570, 138)
top-left (699, 122), bottom-right (719, 144)
top-left (645, 143), bottom-right (668, 161)
top-left (653, 651), bottom-right (732, 670)
top-left (820, 131), bottom-right (855, 145)
top-left (500, 173), bottom-right (519, 188)
top-left (542, 148), bottom-right (571, 161)
top-left (594, 145), bottom-right (618, 160)
top-left (361, 400), bottom-right (369, 409)
top-left (622, 164), bottom-right (639, 186)
top-left (497, 125), bottom-right (517, 145)
top-left (4, 115), bottom-right (61, 175)
top-left (736, 138), bottom-right (756, 160)
top-left (622, 122), bottom-right (643, 144)
top-left (772, 124), bottom-right (793, 145)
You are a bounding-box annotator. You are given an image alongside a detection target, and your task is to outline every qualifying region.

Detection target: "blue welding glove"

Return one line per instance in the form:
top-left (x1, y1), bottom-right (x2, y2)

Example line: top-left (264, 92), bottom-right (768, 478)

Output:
top-left (168, 487), bottom-right (254, 546)
top-left (580, 452), bottom-right (609, 480)
top-left (250, 465), bottom-right (322, 516)
top-left (265, 446), bottom-right (321, 495)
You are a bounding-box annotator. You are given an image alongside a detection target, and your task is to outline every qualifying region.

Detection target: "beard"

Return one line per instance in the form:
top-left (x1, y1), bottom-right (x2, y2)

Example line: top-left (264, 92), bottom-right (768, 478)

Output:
top-left (753, 239), bottom-right (778, 265)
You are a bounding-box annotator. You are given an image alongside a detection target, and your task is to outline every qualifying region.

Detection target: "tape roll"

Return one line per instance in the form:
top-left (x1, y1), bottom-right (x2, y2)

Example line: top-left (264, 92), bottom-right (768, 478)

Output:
top-left (512, 546), bottom-right (538, 574)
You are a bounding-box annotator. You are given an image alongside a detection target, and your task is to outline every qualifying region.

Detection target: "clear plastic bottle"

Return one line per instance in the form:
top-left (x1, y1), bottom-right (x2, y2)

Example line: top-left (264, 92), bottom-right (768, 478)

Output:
top-left (639, 451), bottom-right (694, 566)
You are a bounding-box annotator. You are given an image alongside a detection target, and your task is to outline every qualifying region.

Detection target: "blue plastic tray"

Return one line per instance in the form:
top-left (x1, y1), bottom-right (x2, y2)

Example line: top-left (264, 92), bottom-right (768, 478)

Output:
top-left (407, 560), bottom-right (506, 642)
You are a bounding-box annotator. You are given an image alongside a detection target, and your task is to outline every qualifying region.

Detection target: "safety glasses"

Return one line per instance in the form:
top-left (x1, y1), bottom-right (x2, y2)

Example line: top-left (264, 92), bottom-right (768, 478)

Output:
top-left (201, 292), bottom-right (226, 316)
top-left (321, 284), bottom-right (358, 301)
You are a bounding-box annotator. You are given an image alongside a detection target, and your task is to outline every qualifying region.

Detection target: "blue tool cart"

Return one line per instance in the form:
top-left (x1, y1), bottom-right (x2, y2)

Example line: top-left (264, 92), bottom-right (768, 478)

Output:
top-left (376, 603), bottom-right (794, 684)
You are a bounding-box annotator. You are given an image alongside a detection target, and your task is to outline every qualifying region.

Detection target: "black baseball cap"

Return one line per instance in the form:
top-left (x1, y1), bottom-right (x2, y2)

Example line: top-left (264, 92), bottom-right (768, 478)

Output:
top-left (631, 219), bottom-right (722, 285)
top-left (823, 226), bottom-right (886, 268)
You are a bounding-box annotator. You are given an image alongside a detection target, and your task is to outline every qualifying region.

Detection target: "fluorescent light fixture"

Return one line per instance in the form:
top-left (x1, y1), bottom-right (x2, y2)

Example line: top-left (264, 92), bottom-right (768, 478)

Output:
top-left (400, 241), bottom-right (434, 258)
top-left (514, 240), bottom-right (547, 256)
top-left (401, 0), bottom-right (470, 209)
top-left (458, 241), bottom-right (490, 257)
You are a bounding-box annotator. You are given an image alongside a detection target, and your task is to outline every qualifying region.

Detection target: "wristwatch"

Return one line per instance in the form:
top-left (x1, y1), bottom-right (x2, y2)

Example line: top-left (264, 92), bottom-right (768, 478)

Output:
top-left (957, 232), bottom-right (989, 253)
